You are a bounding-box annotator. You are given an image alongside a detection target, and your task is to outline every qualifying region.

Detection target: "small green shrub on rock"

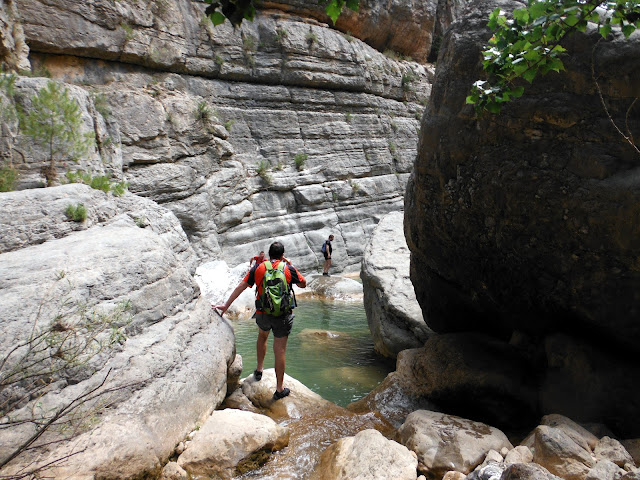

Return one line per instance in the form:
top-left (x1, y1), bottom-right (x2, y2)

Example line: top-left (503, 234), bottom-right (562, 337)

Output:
top-left (0, 163), bottom-right (19, 192)
top-left (256, 160), bottom-right (272, 185)
top-left (64, 170), bottom-right (128, 196)
top-left (65, 203), bottom-right (87, 222)
top-left (294, 153), bottom-right (308, 171)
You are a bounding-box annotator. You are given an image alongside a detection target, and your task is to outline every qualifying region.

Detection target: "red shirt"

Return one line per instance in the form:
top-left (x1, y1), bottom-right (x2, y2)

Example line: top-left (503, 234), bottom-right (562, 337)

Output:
top-left (252, 256), bottom-right (266, 264)
top-left (244, 260), bottom-right (305, 299)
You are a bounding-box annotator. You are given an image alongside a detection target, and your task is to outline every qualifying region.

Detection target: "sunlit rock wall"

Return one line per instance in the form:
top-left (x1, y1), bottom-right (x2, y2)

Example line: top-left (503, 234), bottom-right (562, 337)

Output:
top-left (10, 0), bottom-right (437, 273)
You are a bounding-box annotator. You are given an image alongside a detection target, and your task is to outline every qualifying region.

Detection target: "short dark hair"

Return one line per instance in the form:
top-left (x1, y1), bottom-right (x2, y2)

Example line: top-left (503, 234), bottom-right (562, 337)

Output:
top-left (328, 235), bottom-right (334, 240)
top-left (269, 242), bottom-right (285, 259)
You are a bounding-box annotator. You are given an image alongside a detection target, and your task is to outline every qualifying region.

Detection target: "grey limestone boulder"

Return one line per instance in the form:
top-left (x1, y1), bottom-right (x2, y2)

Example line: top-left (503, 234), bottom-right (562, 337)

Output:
top-left (500, 463), bottom-right (564, 480)
top-left (397, 410), bottom-right (513, 478)
top-left (361, 211), bottom-right (431, 358)
top-left (313, 429), bottom-right (418, 480)
top-left (0, 184), bottom-right (235, 479)
top-left (531, 425), bottom-right (596, 480)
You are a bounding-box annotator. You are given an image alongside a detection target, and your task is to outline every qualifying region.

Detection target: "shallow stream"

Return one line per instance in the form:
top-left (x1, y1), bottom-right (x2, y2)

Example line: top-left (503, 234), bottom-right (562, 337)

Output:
top-left (232, 297), bottom-right (394, 406)
top-left (231, 297), bottom-right (395, 479)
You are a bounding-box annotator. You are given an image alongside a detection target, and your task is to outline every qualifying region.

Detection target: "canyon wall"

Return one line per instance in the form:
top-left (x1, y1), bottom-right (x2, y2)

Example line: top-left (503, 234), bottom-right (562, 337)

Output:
top-left (3, 0), bottom-right (447, 273)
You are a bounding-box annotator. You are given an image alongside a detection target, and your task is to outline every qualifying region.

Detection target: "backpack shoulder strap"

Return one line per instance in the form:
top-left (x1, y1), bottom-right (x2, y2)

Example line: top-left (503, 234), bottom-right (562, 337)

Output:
top-left (263, 260), bottom-right (273, 270)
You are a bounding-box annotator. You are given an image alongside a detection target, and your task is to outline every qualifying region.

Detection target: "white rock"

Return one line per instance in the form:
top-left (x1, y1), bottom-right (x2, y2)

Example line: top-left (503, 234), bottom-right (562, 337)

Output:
top-left (361, 211), bottom-right (432, 358)
top-left (177, 409), bottom-right (288, 478)
top-left (532, 425), bottom-right (596, 480)
top-left (596, 436), bottom-right (636, 468)
top-left (586, 459), bottom-right (627, 480)
top-left (159, 462), bottom-right (188, 480)
top-left (505, 445), bottom-right (534, 464)
top-left (314, 429), bottom-right (418, 480)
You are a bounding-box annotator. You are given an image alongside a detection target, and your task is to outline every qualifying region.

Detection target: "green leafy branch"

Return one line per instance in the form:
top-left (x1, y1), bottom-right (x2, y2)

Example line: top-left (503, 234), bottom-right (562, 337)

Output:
top-left (204, 0), bottom-right (359, 27)
top-left (466, 0), bottom-right (640, 114)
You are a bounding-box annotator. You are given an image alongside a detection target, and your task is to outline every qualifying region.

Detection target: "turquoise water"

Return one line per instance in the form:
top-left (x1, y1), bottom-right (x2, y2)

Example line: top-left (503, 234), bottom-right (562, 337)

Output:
top-left (232, 298), bottom-right (394, 406)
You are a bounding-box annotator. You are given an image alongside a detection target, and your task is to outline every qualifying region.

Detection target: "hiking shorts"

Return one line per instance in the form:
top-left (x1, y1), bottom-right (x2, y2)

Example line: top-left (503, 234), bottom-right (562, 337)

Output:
top-left (323, 251), bottom-right (329, 260)
top-left (254, 312), bottom-right (294, 338)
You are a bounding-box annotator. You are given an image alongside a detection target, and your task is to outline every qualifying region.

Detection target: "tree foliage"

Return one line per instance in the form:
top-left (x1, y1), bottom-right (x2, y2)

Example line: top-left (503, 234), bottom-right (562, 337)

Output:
top-left (204, 0), bottom-right (359, 27)
top-left (19, 81), bottom-right (94, 187)
top-left (466, 0), bottom-right (640, 113)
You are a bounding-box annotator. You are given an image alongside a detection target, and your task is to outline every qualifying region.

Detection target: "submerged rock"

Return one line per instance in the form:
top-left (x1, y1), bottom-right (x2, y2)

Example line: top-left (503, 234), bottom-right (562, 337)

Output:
top-left (301, 274), bottom-right (364, 301)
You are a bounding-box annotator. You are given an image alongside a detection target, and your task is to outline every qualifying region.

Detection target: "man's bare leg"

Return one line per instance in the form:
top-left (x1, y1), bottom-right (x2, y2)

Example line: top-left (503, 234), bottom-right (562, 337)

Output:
top-left (273, 335), bottom-right (288, 392)
top-left (256, 328), bottom-right (269, 372)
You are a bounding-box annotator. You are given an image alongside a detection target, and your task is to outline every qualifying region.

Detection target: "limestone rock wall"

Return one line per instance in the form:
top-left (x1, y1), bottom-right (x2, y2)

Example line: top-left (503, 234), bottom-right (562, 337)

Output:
top-left (404, 0), bottom-right (640, 435)
top-left (6, 0), bottom-right (434, 273)
top-left (0, 0), bottom-right (30, 72)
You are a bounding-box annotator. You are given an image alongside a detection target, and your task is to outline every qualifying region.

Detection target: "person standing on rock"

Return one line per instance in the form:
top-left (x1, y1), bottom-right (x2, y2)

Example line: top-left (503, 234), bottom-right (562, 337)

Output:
top-left (321, 235), bottom-right (334, 276)
top-left (214, 241), bottom-right (306, 400)
top-left (249, 250), bottom-right (266, 267)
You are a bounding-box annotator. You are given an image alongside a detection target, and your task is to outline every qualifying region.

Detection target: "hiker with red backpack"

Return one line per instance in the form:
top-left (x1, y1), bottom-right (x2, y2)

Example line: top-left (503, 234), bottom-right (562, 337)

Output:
top-left (214, 241), bottom-right (306, 400)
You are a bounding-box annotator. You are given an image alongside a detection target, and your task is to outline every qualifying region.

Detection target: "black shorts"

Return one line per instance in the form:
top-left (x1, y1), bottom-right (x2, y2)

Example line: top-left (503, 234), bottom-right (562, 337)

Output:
top-left (323, 251), bottom-right (329, 260)
top-left (254, 312), bottom-right (294, 338)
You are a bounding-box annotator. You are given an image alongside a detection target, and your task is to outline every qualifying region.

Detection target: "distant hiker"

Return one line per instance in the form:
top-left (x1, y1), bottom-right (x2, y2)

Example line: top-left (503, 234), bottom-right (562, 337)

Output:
top-left (250, 250), bottom-right (266, 267)
top-left (214, 241), bottom-right (306, 400)
top-left (321, 235), bottom-right (334, 276)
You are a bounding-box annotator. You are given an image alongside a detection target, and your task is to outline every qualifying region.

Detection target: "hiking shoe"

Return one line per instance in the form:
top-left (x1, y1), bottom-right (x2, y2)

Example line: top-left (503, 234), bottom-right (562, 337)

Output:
top-left (273, 388), bottom-right (290, 400)
top-left (253, 369), bottom-right (263, 381)
top-left (322, 272), bottom-right (329, 276)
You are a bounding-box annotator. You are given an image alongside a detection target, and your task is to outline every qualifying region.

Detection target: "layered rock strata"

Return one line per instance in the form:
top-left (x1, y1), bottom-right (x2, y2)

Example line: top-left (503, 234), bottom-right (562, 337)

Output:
top-left (404, 0), bottom-right (640, 435)
top-left (7, 0), bottom-right (435, 273)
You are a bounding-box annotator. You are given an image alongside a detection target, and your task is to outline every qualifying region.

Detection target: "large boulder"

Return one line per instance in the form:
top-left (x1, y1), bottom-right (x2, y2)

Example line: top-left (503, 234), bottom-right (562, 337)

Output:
top-left (404, 0), bottom-right (640, 435)
top-left (396, 410), bottom-right (513, 478)
top-left (531, 425), bottom-right (596, 480)
top-left (313, 429), bottom-right (418, 480)
top-left (361, 211), bottom-right (431, 358)
top-left (0, 184), bottom-right (235, 479)
top-left (176, 409), bottom-right (289, 478)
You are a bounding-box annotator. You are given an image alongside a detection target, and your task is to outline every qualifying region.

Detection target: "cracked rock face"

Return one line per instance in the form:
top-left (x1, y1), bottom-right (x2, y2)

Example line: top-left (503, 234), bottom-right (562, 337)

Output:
top-left (11, 0), bottom-right (436, 273)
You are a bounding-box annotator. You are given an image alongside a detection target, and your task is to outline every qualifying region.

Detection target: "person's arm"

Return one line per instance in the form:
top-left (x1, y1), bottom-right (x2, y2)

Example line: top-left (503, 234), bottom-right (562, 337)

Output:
top-left (289, 266), bottom-right (307, 288)
top-left (214, 280), bottom-right (250, 315)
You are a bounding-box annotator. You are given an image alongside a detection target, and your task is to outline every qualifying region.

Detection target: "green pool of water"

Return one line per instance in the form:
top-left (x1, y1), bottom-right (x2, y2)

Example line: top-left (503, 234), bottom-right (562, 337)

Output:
top-left (232, 298), bottom-right (394, 406)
